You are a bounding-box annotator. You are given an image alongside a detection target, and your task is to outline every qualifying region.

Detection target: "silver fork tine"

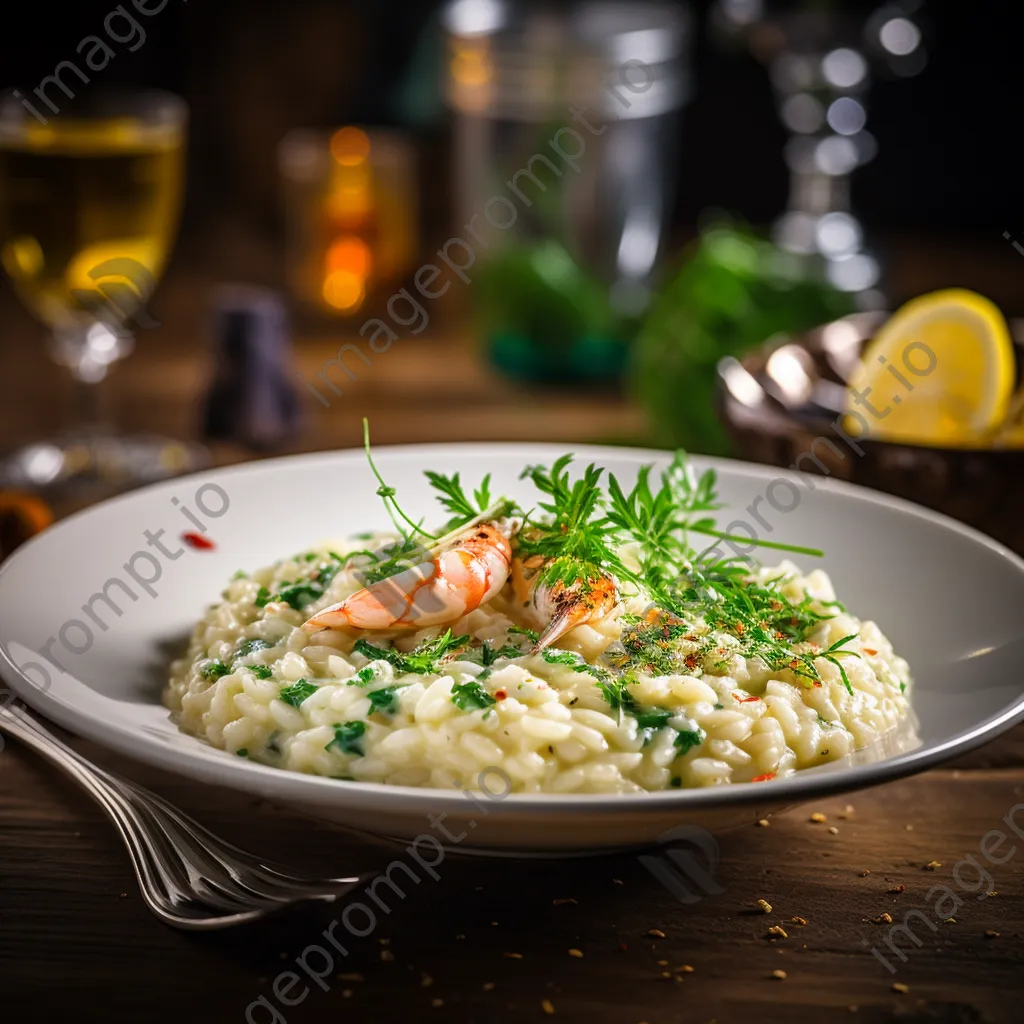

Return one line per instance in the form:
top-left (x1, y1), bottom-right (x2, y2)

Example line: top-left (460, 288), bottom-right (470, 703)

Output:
top-left (0, 704), bottom-right (368, 929)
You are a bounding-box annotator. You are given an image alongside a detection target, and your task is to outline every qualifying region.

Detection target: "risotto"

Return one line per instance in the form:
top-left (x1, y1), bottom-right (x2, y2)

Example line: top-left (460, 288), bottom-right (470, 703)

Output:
top-left (166, 445), bottom-right (912, 793)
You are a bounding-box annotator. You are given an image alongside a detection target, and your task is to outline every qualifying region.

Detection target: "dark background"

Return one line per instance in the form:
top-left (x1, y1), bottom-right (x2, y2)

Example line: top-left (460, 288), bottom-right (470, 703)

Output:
top-left (0, 0), bottom-right (1019, 251)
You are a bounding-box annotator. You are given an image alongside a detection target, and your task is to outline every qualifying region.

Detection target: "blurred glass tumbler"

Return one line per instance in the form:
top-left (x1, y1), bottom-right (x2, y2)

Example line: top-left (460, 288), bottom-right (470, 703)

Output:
top-left (278, 127), bottom-right (417, 317)
top-left (442, 0), bottom-right (692, 382)
top-left (203, 286), bottom-right (301, 452)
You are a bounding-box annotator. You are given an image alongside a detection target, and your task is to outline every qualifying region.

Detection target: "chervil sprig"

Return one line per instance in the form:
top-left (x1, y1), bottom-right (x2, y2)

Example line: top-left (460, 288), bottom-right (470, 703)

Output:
top-left (425, 470), bottom-right (495, 532)
top-left (363, 419), bottom-right (437, 543)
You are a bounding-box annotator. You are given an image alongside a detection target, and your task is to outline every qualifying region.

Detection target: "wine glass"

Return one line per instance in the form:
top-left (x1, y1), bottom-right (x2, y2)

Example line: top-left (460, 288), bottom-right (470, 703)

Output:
top-left (0, 88), bottom-right (206, 493)
top-left (710, 0), bottom-right (927, 307)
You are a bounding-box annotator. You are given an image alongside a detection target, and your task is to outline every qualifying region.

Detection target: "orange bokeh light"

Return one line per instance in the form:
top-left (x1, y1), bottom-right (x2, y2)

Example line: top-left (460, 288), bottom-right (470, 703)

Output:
top-left (326, 236), bottom-right (372, 277)
top-left (451, 45), bottom-right (492, 87)
top-left (322, 235), bottom-right (371, 312)
top-left (322, 270), bottom-right (366, 312)
top-left (330, 126), bottom-right (371, 167)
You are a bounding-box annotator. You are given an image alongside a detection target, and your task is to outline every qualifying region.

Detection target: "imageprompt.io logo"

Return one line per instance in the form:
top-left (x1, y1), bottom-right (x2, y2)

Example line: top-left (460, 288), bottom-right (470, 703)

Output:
top-left (71, 257), bottom-right (161, 330)
top-left (638, 824), bottom-right (724, 904)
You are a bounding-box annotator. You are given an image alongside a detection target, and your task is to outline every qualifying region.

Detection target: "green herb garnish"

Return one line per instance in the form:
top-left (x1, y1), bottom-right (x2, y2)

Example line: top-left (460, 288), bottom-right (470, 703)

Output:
top-left (464, 641), bottom-right (523, 667)
top-left (402, 629), bottom-right (471, 672)
top-left (200, 660), bottom-right (231, 681)
top-left (254, 586), bottom-right (271, 608)
top-left (274, 580), bottom-right (325, 611)
top-left (540, 649), bottom-right (588, 671)
top-left (233, 638), bottom-right (273, 661)
top-left (367, 685), bottom-right (405, 715)
top-left (674, 728), bottom-right (704, 753)
top-left (327, 720), bottom-right (366, 756)
top-left (451, 680), bottom-right (497, 711)
top-left (355, 630), bottom-right (470, 675)
top-left (278, 679), bottom-right (319, 707)
top-left (633, 706), bottom-right (674, 745)
top-left (508, 625), bottom-right (539, 642)
top-left (819, 634), bottom-right (860, 695)
top-left (425, 469), bottom-right (494, 532)
top-left (251, 665), bottom-right (274, 680)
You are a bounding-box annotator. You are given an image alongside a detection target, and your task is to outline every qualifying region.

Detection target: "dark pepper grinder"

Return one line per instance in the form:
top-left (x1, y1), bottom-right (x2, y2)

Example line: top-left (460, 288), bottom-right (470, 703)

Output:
top-left (202, 285), bottom-right (302, 451)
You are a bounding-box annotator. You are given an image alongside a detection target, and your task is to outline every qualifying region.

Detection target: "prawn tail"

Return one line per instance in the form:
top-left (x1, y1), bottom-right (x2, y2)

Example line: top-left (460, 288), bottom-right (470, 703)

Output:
top-left (532, 608), bottom-right (579, 652)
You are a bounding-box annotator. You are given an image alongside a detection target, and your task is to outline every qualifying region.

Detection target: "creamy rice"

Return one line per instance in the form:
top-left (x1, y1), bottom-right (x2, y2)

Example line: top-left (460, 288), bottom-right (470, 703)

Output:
top-left (165, 535), bottom-right (912, 794)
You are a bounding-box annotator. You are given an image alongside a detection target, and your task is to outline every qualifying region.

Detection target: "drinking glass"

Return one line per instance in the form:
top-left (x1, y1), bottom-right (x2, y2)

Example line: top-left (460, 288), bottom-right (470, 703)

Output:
top-left (0, 88), bottom-right (204, 492)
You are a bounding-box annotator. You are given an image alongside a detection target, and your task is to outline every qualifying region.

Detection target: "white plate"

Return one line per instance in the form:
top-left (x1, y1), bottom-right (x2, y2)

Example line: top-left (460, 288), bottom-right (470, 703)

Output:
top-left (3, 444), bottom-right (1024, 854)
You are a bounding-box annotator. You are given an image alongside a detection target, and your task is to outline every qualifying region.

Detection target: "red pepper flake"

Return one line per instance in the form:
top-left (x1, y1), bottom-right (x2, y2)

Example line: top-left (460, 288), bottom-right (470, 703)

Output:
top-left (733, 694), bottom-right (762, 704)
top-left (863, 648), bottom-right (878, 656)
top-left (494, 690), bottom-right (508, 701)
top-left (182, 531), bottom-right (215, 551)
top-left (751, 772), bottom-right (776, 783)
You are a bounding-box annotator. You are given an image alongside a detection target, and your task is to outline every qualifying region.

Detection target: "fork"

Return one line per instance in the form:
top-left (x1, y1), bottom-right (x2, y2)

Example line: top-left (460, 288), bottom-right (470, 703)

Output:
top-left (0, 703), bottom-right (367, 930)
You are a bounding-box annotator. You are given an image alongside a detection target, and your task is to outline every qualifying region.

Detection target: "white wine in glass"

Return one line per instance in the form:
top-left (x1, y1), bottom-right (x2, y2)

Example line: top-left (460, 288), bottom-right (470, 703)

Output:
top-left (0, 89), bottom-right (205, 492)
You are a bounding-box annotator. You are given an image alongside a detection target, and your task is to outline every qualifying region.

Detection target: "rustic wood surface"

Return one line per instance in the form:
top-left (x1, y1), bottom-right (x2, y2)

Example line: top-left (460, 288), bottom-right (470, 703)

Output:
top-left (2, 241), bottom-right (1024, 1023)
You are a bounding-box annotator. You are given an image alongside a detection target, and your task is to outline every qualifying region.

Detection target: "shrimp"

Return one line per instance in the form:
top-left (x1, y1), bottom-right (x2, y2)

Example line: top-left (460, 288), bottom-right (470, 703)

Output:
top-left (302, 520), bottom-right (516, 632)
top-left (512, 555), bottom-right (619, 651)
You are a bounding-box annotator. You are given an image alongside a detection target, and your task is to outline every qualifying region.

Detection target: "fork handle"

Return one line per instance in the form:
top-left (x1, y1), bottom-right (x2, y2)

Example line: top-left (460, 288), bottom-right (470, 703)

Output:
top-left (1, 703), bottom-right (341, 930)
top-left (0, 703), bottom-right (202, 921)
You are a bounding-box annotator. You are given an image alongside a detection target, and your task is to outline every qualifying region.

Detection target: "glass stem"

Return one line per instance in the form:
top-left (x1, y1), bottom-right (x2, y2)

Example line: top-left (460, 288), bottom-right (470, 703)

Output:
top-left (50, 322), bottom-right (133, 439)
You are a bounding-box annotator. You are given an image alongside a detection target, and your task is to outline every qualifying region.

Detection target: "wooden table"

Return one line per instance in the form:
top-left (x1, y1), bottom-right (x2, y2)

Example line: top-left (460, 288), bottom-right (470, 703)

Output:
top-left (2, 247), bottom-right (1024, 1023)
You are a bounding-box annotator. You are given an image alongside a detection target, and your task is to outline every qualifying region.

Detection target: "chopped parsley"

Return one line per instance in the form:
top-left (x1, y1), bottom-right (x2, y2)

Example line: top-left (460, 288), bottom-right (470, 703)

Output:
top-left (540, 649), bottom-right (587, 671)
top-left (327, 720), bottom-right (366, 756)
top-left (464, 641), bottom-right (524, 667)
top-left (236, 748), bottom-right (249, 757)
top-left (250, 665), bottom-right (274, 680)
top-left (597, 674), bottom-right (700, 747)
top-left (315, 557), bottom-right (344, 589)
top-left (278, 679), bottom-right (319, 707)
top-left (353, 629), bottom-right (470, 675)
top-left (597, 675), bottom-right (635, 712)
top-left (508, 625), bottom-right (539, 642)
top-left (632, 706), bottom-right (674, 745)
top-left (233, 638), bottom-right (273, 661)
top-left (274, 580), bottom-right (325, 611)
top-left (254, 586), bottom-right (271, 608)
top-left (402, 630), bottom-right (471, 673)
top-left (367, 685), bottom-right (405, 715)
top-left (353, 666), bottom-right (377, 685)
top-left (200, 660), bottom-right (231, 681)
top-left (674, 728), bottom-right (704, 753)
top-left (451, 680), bottom-right (497, 711)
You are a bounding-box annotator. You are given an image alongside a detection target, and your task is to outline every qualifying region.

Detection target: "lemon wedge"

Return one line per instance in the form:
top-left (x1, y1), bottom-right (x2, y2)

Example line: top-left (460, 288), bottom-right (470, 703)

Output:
top-left (845, 289), bottom-right (1015, 446)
